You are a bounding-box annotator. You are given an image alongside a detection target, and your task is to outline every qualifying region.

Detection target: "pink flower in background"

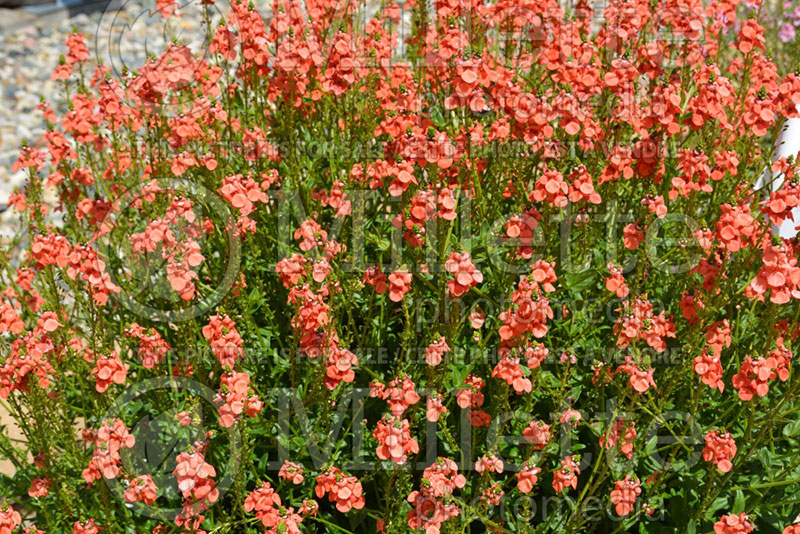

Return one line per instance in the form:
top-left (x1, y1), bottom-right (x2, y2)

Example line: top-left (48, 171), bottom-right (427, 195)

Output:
top-left (779, 22), bottom-right (796, 42)
top-left (786, 1), bottom-right (800, 24)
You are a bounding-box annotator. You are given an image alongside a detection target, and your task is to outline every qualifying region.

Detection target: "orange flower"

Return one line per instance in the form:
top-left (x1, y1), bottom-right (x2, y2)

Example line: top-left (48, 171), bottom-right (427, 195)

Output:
top-left (492, 356), bottom-right (531, 394)
top-left (124, 475), bottom-right (158, 505)
top-left (552, 455), bottom-right (581, 493)
top-left (426, 394), bottom-right (447, 422)
top-left (609, 476), bottom-right (641, 516)
top-left (475, 454), bottom-right (504, 474)
top-left (600, 419), bottom-right (637, 460)
top-left (714, 513), bottom-right (754, 534)
top-left (737, 20), bottom-right (765, 54)
top-left (694, 349), bottom-right (725, 392)
top-left (90, 352), bottom-right (127, 394)
top-left (278, 461), bottom-right (305, 484)
top-left (732, 356), bottom-right (777, 401)
top-left (374, 415), bottom-right (419, 464)
top-left (522, 420), bottom-right (551, 450)
top-left (388, 270), bottom-right (412, 302)
top-left (703, 430), bottom-right (737, 473)
top-left (0, 508), bottom-right (21, 534)
top-left (605, 263), bottom-right (629, 298)
top-left (425, 336), bottom-right (450, 366)
top-left (445, 252), bottom-right (483, 297)
top-left (516, 463), bottom-right (541, 493)
top-left (314, 467), bottom-right (365, 513)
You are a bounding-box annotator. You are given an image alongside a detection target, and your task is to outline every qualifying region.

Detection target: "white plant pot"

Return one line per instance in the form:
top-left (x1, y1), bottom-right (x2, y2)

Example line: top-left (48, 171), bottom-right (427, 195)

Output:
top-left (755, 104), bottom-right (800, 239)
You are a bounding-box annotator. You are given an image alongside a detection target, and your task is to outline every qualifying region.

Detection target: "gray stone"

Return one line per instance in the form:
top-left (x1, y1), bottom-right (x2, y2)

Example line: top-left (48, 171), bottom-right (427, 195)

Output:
top-left (0, 7), bottom-right (37, 32)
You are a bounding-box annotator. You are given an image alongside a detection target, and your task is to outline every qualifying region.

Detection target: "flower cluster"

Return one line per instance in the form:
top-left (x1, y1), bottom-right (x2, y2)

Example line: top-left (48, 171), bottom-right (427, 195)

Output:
top-left (406, 458), bottom-right (466, 534)
top-left (125, 323), bottom-right (171, 369)
top-left (609, 476), bottom-right (641, 516)
top-left (703, 430), bottom-right (738, 473)
top-left (314, 467), bottom-right (366, 513)
top-left (202, 314), bottom-right (244, 368)
top-left (124, 475), bottom-right (158, 505)
top-left (714, 513), bottom-right (754, 534)
top-left (373, 415), bottom-right (419, 465)
top-left (82, 419), bottom-right (135, 484)
top-left (215, 370), bottom-right (263, 428)
top-left (614, 297), bottom-right (676, 353)
top-left (552, 455), bottom-right (582, 494)
top-left (371, 376), bottom-right (421, 417)
top-left (174, 447), bottom-right (219, 532)
top-left (245, 482), bottom-right (304, 534)
top-left (444, 252), bottom-right (483, 297)
top-left (278, 461), bottom-right (304, 484)
top-left (600, 419), bottom-right (637, 460)
top-left (0, 506), bottom-right (21, 534)
top-left (5, 0), bottom-right (800, 532)
top-left (89, 350), bottom-right (127, 393)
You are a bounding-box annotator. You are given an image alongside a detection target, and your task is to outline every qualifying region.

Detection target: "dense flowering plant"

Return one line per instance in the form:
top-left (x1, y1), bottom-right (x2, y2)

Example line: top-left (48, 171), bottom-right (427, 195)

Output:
top-left (3, 0), bottom-right (800, 532)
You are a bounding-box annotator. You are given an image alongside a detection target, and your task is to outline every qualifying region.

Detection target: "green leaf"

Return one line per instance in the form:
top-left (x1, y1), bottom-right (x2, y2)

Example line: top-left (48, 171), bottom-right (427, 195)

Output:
top-left (732, 490), bottom-right (745, 514)
top-left (430, 107), bottom-right (446, 129)
top-left (564, 270), bottom-right (596, 292)
top-left (759, 448), bottom-right (773, 475)
top-left (783, 418), bottom-right (800, 437)
top-left (645, 434), bottom-right (659, 456)
top-left (706, 496), bottom-right (728, 518)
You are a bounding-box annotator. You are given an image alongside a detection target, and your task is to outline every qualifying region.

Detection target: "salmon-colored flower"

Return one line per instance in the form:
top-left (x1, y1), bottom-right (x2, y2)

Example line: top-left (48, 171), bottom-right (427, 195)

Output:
top-left (516, 463), bottom-right (541, 493)
top-left (124, 475), bottom-right (158, 505)
top-left (605, 263), bottom-right (629, 298)
top-left (202, 314), bottom-right (244, 369)
top-left (694, 349), bottom-right (725, 392)
top-left (732, 355), bottom-right (777, 401)
top-left (623, 223), bottom-right (644, 250)
top-left (456, 375), bottom-right (485, 409)
top-left (426, 394), bottom-right (447, 422)
top-left (445, 252), bottom-right (483, 296)
top-left (475, 454), bottom-right (504, 474)
top-left (425, 336), bottom-right (450, 366)
top-left (174, 450), bottom-right (219, 504)
top-left (278, 461), bottom-right (305, 484)
top-left (73, 520), bottom-right (100, 534)
top-left (388, 270), bottom-right (412, 302)
top-left (703, 430), bottom-right (737, 473)
top-left (492, 356), bottom-right (531, 394)
top-left (600, 419), bottom-right (636, 459)
top-left (407, 458), bottom-right (466, 533)
top-left (371, 376), bottom-right (420, 417)
top-left (374, 415), bottom-right (419, 464)
top-left (315, 466), bottom-right (365, 513)
top-left (523, 420), bottom-right (551, 450)
top-left (28, 477), bottom-right (51, 498)
top-left (609, 476), bottom-right (641, 516)
top-left (552, 455), bottom-right (581, 493)
top-left (714, 513), bottom-right (754, 534)
top-left (90, 352), bottom-right (127, 393)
